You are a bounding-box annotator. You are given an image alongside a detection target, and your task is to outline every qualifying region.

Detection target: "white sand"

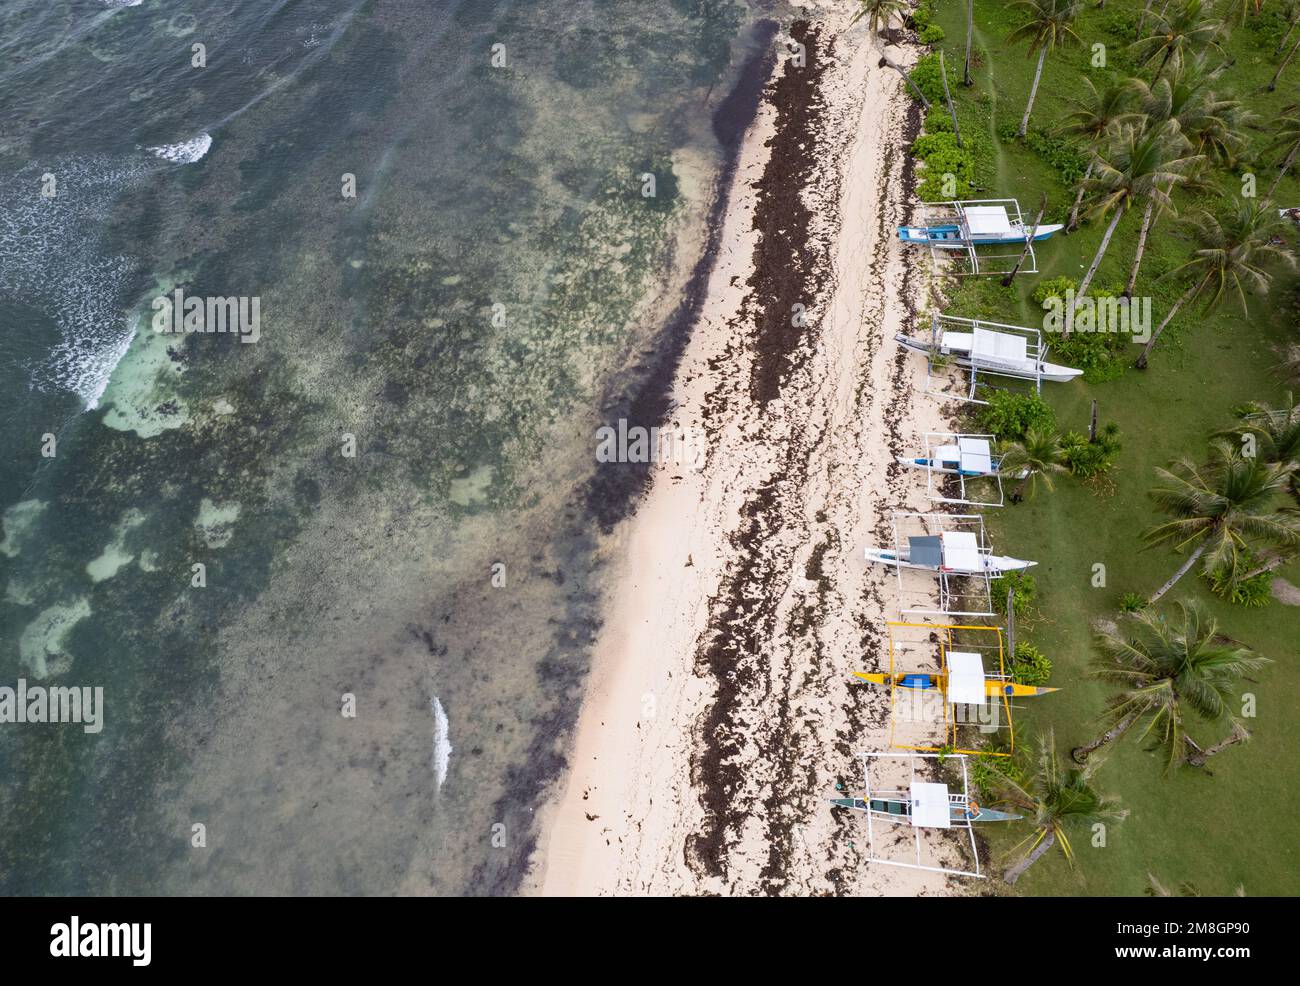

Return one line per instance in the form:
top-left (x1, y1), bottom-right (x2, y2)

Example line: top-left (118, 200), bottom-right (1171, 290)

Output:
top-left (532, 13), bottom-right (968, 895)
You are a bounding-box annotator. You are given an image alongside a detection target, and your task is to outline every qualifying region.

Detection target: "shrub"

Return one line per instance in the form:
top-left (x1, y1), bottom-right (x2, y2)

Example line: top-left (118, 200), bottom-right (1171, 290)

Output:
top-left (919, 23), bottom-right (945, 44)
top-left (1023, 129), bottom-right (1087, 185)
top-left (1060, 423), bottom-right (1122, 478)
top-left (970, 749), bottom-right (1022, 796)
top-left (912, 131), bottom-right (961, 157)
top-left (909, 53), bottom-right (948, 105)
top-left (976, 390), bottom-right (1056, 440)
top-left (1048, 330), bottom-right (1129, 383)
top-left (924, 107), bottom-right (955, 133)
top-left (1119, 592), bottom-right (1147, 613)
top-left (1010, 643), bottom-right (1052, 686)
top-left (993, 571), bottom-right (1038, 620)
top-left (1031, 275), bottom-right (1078, 306)
top-left (1207, 567), bottom-right (1275, 607)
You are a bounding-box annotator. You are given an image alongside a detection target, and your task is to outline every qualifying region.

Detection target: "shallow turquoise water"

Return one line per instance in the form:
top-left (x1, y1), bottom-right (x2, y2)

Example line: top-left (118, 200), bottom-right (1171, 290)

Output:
top-left (0, 0), bottom-right (779, 894)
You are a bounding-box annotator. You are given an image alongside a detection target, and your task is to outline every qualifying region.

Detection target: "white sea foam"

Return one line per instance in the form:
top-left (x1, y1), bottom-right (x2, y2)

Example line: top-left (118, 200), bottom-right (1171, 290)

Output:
top-left (2, 133), bottom-right (215, 409)
top-left (99, 0), bottom-right (143, 7)
top-left (432, 696), bottom-right (452, 790)
top-left (147, 132), bottom-right (212, 164)
top-left (0, 156), bottom-right (155, 408)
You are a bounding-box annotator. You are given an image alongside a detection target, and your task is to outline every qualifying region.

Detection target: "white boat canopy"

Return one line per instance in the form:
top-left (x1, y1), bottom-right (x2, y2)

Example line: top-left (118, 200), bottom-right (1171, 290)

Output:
top-left (961, 205), bottom-right (1013, 237)
top-left (940, 531), bottom-right (982, 573)
top-left (909, 782), bottom-right (952, 828)
top-left (945, 651), bottom-right (986, 706)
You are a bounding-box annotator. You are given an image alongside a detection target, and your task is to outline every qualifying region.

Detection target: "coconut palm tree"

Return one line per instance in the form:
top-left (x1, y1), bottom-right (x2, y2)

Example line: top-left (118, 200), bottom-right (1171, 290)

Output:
top-left (1067, 122), bottom-right (1201, 333)
top-left (1121, 60), bottom-right (1249, 296)
top-left (1277, 341), bottom-right (1300, 388)
top-left (1146, 872), bottom-right (1247, 896)
top-left (1136, 201), bottom-right (1293, 368)
top-left (1058, 78), bottom-right (1138, 231)
top-left (1131, 0), bottom-right (1225, 83)
top-left (851, 0), bottom-right (910, 35)
top-left (990, 731), bottom-right (1127, 885)
top-left (1073, 600), bottom-right (1269, 769)
top-left (1264, 105), bottom-right (1300, 199)
top-left (1277, 2), bottom-right (1300, 55)
top-left (1271, 30), bottom-right (1300, 90)
top-left (1220, 393), bottom-right (1300, 474)
top-left (1143, 439), bottom-right (1300, 600)
top-left (999, 425), bottom-right (1068, 501)
top-left (1007, 0), bottom-right (1083, 138)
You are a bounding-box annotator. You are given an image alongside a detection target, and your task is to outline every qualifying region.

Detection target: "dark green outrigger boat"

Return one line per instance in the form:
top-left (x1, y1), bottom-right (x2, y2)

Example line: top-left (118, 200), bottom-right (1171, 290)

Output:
top-left (831, 794), bottom-right (1021, 823)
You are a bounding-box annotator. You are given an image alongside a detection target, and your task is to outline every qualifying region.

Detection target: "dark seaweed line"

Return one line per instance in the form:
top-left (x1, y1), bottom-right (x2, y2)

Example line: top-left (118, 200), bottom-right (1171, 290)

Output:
top-left (685, 20), bottom-right (831, 889)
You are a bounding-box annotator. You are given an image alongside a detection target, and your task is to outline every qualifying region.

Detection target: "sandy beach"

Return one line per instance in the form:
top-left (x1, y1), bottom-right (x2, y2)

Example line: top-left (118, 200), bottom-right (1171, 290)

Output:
top-left (531, 9), bottom-right (968, 896)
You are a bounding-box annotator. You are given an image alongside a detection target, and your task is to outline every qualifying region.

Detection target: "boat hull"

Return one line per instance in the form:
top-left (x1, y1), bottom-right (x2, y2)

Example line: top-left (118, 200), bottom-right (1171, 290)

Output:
top-left (897, 223), bottom-right (1063, 247)
top-left (895, 335), bottom-right (1082, 383)
top-left (853, 671), bottom-right (1058, 698)
top-left (830, 796), bottom-right (1021, 823)
top-left (863, 547), bottom-right (1036, 575)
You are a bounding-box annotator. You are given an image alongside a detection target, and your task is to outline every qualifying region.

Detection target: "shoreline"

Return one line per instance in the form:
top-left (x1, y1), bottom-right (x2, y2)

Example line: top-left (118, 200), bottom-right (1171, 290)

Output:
top-left (530, 11), bottom-right (961, 896)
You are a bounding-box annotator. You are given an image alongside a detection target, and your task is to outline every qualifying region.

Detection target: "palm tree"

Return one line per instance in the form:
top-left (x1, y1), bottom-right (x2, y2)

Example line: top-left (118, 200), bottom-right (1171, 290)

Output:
top-left (1278, 1), bottom-right (1300, 55)
top-left (1271, 31), bottom-right (1300, 90)
top-left (1146, 872), bottom-right (1247, 896)
top-left (1007, 0), bottom-right (1083, 138)
top-left (1219, 391), bottom-right (1300, 528)
top-left (851, 0), bottom-right (910, 36)
top-left (1277, 341), bottom-right (1300, 388)
top-left (1073, 600), bottom-right (1269, 769)
top-left (1122, 60), bottom-right (1249, 296)
top-left (1220, 393), bottom-right (1300, 474)
top-left (1067, 122), bottom-right (1200, 333)
top-left (1131, 0), bottom-right (1225, 83)
top-left (999, 425), bottom-right (1068, 501)
top-left (990, 731), bottom-right (1126, 885)
top-left (1143, 439), bottom-right (1300, 600)
top-left (1264, 105), bottom-right (1300, 200)
top-left (1058, 78), bottom-right (1138, 231)
top-left (1136, 201), bottom-right (1293, 368)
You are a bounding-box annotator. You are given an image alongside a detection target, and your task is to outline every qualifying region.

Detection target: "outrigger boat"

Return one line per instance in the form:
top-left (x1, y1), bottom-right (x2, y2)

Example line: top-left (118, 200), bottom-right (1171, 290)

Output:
top-left (898, 204), bottom-right (1063, 247)
top-left (899, 435), bottom-right (1000, 478)
top-left (832, 752), bottom-right (1012, 877)
top-left (831, 789), bottom-right (1021, 823)
top-left (896, 324), bottom-right (1082, 384)
top-left (864, 530), bottom-right (1035, 576)
top-left (853, 670), bottom-right (1058, 699)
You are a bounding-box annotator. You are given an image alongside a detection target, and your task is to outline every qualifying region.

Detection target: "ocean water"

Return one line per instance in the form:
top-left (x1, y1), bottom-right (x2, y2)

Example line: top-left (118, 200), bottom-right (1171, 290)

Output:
top-left (0, 0), bottom-right (782, 894)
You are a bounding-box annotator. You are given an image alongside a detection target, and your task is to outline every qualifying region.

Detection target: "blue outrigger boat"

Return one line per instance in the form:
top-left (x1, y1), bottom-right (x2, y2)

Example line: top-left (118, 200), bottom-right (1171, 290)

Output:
top-left (899, 204), bottom-right (1063, 248)
top-left (831, 792), bottom-right (1021, 823)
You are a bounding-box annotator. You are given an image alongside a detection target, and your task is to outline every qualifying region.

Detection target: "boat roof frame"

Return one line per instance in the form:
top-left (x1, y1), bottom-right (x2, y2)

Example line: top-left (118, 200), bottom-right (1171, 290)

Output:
top-left (878, 620), bottom-right (1015, 756)
top-left (918, 431), bottom-right (1005, 507)
top-left (918, 198), bottom-right (1041, 277)
top-left (919, 313), bottom-right (1053, 406)
top-left (856, 752), bottom-right (986, 878)
top-left (887, 510), bottom-right (997, 617)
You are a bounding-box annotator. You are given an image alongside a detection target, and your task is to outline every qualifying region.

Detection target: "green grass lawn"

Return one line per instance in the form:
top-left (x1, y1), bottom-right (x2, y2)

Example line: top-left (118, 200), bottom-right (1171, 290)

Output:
top-left (923, 0), bottom-right (1300, 896)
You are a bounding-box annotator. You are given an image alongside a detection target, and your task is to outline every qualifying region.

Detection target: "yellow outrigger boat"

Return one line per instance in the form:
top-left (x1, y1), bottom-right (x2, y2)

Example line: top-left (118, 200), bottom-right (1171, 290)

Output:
top-left (853, 670), bottom-right (1058, 699)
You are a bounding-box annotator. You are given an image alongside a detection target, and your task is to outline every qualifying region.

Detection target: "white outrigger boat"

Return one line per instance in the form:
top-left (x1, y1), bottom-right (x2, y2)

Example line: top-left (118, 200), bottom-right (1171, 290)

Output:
top-left (868, 512), bottom-right (1032, 616)
top-left (865, 531), bottom-right (1035, 576)
top-left (831, 753), bottom-right (1005, 878)
top-left (896, 323), bottom-right (1082, 384)
top-left (898, 203), bottom-right (1063, 247)
top-left (900, 433), bottom-right (1022, 508)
